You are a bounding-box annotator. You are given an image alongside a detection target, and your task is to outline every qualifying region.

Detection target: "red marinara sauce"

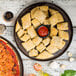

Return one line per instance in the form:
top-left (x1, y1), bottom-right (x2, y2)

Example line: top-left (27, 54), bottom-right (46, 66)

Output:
top-left (38, 26), bottom-right (48, 37)
top-left (0, 39), bottom-right (20, 76)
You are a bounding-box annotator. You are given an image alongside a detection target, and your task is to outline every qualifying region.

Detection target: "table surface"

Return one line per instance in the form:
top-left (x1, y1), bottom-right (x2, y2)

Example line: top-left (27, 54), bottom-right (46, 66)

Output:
top-left (0, 0), bottom-right (76, 76)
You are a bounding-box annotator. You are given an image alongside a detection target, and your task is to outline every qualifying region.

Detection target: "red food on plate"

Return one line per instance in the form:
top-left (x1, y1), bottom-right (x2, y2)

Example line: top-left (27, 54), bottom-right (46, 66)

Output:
top-left (0, 39), bottom-right (20, 76)
top-left (38, 26), bottom-right (48, 37)
top-left (33, 63), bottom-right (42, 71)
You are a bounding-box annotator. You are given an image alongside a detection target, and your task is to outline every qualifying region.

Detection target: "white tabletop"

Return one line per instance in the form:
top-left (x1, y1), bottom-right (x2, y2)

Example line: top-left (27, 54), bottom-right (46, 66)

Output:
top-left (0, 0), bottom-right (76, 76)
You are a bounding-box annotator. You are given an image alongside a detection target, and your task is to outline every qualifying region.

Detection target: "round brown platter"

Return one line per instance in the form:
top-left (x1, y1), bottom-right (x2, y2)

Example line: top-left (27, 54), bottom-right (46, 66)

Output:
top-left (14, 2), bottom-right (73, 61)
top-left (0, 36), bottom-right (24, 76)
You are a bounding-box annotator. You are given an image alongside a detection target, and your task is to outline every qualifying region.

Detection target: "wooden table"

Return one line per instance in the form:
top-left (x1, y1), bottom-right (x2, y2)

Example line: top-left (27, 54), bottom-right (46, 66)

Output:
top-left (0, 0), bottom-right (76, 76)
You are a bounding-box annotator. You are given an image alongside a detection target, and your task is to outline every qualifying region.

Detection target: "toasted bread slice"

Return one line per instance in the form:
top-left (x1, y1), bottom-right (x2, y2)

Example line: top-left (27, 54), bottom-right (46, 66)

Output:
top-left (59, 30), bottom-right (69, 40)
top-left (20, 34), bottom-right (30, 42)
top-left (40, 6), bottom-right (48, 12)
top-left (57, 22), bottom-right (68, 30)
top-left (50, 27), bottom-right (58, 36)
top-left (46, 44), bottom-right (59, 54)
top-left (17, 28), bottom-right (24, 37)
top-left (49, 14), bottom-right (58, 27)
top-left (43, 11), bottom-right (49, 17)
top-left (31, 7), bottom-right (39, 19)
top-left (27, 26), bottom-right (37, 38)
top-left (57, 13), bottom-right (64, 23)
top-left (43, 19), bottom-right (50, 25)
top-left (15, 21), bottom-right (21, 32)
top-left (51, 36), bottom-right (64, 49)
top-left (21, 13), bottom-right (31, 29)
top-left (49, 8), bottom-right (58, 15)
top-left (32, 36), bottom-right (42, 46)
top-left (49, 12), bottom-right (64, 27)
top-left (36, 43), bottom-right (46, 52)
top-left (36, 51), bottom-right (53, 59)
top-left (60, 41), bottom-right (66, 49)
top-left (42, 37), bottom-right (50, 46)
top-left (32, 19), bottom-right (40, 28)
top-left (29, 49), bottom-right (38, 57)
top-left (34, 9), bottom-right (46, 24)
top-left (22, 39), bottom-right (35, 51)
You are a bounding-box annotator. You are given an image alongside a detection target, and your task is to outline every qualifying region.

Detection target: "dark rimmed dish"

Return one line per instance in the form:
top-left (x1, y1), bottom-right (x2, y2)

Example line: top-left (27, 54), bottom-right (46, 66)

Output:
top-left (14, 2), bottom-right (73, 61)
top-left (36, 24), bottom-right (50, 38)
top-left (4, 11), bottom-right (14, 21)
top-left (0, 36), bottom-right (24, 76)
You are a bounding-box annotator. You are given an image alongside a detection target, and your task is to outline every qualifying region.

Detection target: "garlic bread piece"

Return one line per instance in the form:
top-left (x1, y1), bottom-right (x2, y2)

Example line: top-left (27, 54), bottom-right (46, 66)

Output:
top-left (31, 7), bottom-right (39, 19)
top-left (20, 34), bottom-right (30, 42)
top-left (42, 37), bottom-right (50, 46)
top-left (34, 9), bottom-right (46, 24)
top-left (57, 22), bottom-right (68, 30)
top-left (59, 30), bottom-right (69, 40)
top-left (32, 19), bottom-right (40, 28)
top-left (29, 49), bottom-right (38, 57)
top-left (43, 11), bottom-right (49, 17)
top-left (36, 43), bottom-right (46, 52)
top-left (49, 14), bottom-right (58, 27)
top-left (40, 6), bottom-right (48, 12)
top-left (50, 27), bottom-right (58, 36)
top-left (43, 19), bottom-right (50, 25)
top-left (17, 28), bottom-right (24, 38)
top-left (36, 51), bottom-right (53, 59)
top-left (22, 39), bottom-right (35, 51)
top-left (21, 13), bottom-right (31, 29)
top-left (51, 36), bottom-right (64, 49)
top-left (49, 8), bottom-right (58, 15)
top-left (15, 21), bottom-right (21, 32)
top-left (57, 13), bottom-right (64, 23)
top-left (49, 13), bottom-right (64, 27)
top-left (46, 44), bottom-right (59, 54)
top-left (27, 26), bottom-right (37, 38)
top-left (60, 41), bottom-right (66, 49)
top-left (32, 36), bottom-right (42, 46)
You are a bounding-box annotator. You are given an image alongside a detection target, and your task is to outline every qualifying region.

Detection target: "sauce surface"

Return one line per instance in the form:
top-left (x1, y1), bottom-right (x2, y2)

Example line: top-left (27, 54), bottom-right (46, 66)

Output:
top-left (0, 39), bottom-right (20, 76)
top-left (38, 26), bottom-right (48, 37)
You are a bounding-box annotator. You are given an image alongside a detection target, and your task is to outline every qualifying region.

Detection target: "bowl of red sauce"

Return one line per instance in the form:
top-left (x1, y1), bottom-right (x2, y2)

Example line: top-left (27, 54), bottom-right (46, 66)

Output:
top-left (36, 25), bottom-right (50, 38)
top-left (0, 36), bottom-right (23, 76)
